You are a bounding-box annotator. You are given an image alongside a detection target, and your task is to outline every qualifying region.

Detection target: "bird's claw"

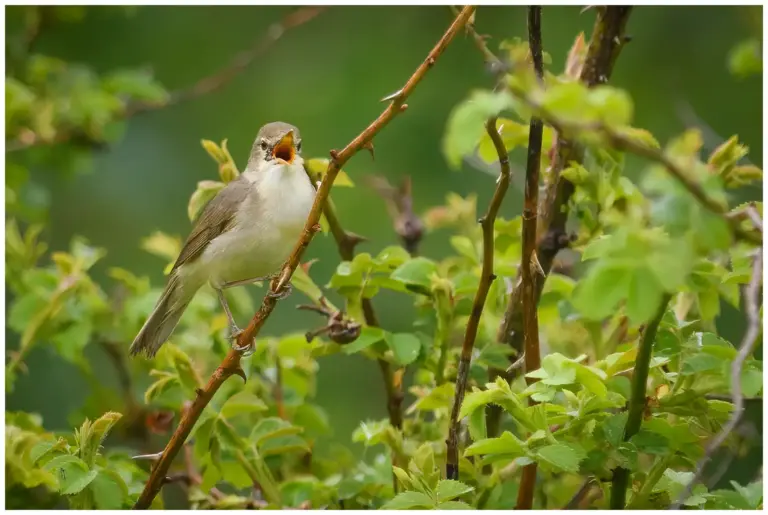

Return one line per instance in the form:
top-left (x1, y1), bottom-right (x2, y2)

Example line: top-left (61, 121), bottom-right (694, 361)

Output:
top-left (229, 327), bottom-right (255, 357)
top-left (267, 282), bottom-right (293, 300)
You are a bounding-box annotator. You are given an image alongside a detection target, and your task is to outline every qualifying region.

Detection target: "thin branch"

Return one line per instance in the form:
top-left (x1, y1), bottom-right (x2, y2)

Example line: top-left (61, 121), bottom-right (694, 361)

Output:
top-left (609, 294), bottom-right (671, 509)
top-left (446, 114), bottom-right (512, 480)
top-left (516, 6), bottom-right (544, 510)
top-left (6, 7), bottom-right (326, 152)
top-left (132, 7), bottom-right (476, 509)
top-left (671, 247), bottom-right (763, 509)
top-left (490, 6), bottom-right (633, 439)
top-left (507, 91), bottom-right (762, 245)
top-left (564, 477), bottom-right (596, 509)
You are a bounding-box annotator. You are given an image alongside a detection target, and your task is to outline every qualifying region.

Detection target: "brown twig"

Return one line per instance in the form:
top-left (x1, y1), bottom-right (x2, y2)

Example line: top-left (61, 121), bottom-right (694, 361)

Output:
top-left (132, 7), bottom-right (476, 509)
top-left (366, 175), bottom-right (424, 255)
top-left (446, 114), bottom-right (512, 480)
top-left (515, 6), bottom-right (544, 510)
top-left (671, 247), bottom-right (763, 509)
top-left (7, 7), bottom-right (326, 152)
top-left (564, 477), bottom-right (596, 509)
top-left (490, 6), bottom-right (633, 439)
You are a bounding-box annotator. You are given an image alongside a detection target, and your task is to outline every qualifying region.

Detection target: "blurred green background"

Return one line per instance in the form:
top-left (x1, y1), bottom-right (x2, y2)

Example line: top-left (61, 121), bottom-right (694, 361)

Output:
top-left (6, 4), bottom-right (762, 486)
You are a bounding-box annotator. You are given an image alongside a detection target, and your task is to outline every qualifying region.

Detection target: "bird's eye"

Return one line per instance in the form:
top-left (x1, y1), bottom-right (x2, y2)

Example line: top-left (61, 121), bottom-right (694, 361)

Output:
top-left (259, 140), bottom-right (268, 151)
top-left (296, 141), bottom-right (302, 152)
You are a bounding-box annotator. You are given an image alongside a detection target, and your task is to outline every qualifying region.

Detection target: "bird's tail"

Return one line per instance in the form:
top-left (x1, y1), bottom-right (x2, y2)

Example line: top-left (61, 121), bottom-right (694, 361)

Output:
top-left (129, 273), bottom-right (196, 358)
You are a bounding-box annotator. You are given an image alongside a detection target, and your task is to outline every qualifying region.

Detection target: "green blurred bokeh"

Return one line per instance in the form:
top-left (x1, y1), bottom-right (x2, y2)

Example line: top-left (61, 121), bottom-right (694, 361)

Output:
top-left (6, 5), bottom-right (762, 485)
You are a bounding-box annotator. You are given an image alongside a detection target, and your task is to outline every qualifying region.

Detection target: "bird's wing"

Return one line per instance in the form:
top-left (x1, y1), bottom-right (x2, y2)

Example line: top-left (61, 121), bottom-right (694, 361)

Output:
top-left (171, 176), bottom-right (252, 272)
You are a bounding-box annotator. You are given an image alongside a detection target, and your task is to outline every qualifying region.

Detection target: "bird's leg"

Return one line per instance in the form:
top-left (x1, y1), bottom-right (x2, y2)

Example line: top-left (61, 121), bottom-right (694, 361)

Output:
top-left (215, 288), bottom-right (255, 355)
top-left (215, 288), bottom-right (241, 339)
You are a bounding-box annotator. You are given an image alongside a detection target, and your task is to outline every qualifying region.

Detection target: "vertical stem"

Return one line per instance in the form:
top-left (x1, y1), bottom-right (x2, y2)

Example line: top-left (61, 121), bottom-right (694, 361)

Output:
top-left (610, 295), bottom-right (671, 509)
top-left (446, 116), bottom-right (512, 480)
top-left (515, 6), bottom-right (544, 510)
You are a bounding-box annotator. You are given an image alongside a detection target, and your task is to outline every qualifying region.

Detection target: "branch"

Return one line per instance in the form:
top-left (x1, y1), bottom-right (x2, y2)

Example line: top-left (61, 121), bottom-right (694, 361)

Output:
top-left (516, 6), bottom-right (544, 510)
top-left (6, 7), bottom-right (326, 152)
top-left (671, 247), bottom-right (763, 509)
top-left (609, 294), bottom-right (671, 509)
top-left (490, 6), bottom-right (633, 439)
top-left (507, 91), bottom-right (762, 245)
top-left (446, 114), bottom-right (512, 480)
top-left (132, 7), bottom-right (476, 509)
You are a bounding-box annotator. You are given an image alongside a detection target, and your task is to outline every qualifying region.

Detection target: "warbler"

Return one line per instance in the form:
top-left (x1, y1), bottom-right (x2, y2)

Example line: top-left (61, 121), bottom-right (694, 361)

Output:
top-left (130, 122), bottom-right (315, 357)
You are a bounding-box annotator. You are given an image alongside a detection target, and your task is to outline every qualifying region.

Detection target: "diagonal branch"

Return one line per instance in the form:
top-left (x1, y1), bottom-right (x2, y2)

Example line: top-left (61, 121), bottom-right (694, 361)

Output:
top-left (670, 246), bottom-right (763, 509)
top-left (7, 7), bottom-right (326, 152)
top-left (446, 114), bottom-right (512, 480)
top-left (516, 5), bottom-right (544, 510)
top-left (132, 6), bottom-right (477, 509)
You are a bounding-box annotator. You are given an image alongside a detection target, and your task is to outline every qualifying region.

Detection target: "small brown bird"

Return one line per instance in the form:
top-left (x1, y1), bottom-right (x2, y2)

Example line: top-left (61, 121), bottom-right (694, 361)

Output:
top-left (130, 122), bottom-right (316, 358)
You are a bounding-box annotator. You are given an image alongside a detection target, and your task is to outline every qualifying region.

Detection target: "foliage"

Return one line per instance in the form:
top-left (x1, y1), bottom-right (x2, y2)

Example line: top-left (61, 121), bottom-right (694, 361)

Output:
top-left (5, 5), bottom-right (762, 510)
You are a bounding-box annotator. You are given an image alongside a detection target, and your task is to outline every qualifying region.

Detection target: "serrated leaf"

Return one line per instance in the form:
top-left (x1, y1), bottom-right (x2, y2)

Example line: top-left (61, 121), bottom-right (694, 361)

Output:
top-left (381, 490), bottom-right (434, 510)
top-left (464, 431), bottom-right (525, 458)
top-left (436, 480), bottom-right (474, 503)
top-left (90, 468), bottom-right (128, 509)
top-left (535, 443), bottom-right (586, 473)
top-left (438, 500), bottom-right (473, 509)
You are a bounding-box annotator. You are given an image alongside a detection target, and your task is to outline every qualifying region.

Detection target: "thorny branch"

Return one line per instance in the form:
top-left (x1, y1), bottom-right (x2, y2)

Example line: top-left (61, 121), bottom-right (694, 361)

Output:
top-left (671, 246), bottom-right (763, 509)
top-left (446, 115), bottom-right (512, 481)
top-left (6, 7), bottom-right (326, 152)
top-left (132, 6), bottom-right (477, 509)
top-left (516, 5), bottom-right (544, 510)
top-left (489, 6), bottom-right (633, 439)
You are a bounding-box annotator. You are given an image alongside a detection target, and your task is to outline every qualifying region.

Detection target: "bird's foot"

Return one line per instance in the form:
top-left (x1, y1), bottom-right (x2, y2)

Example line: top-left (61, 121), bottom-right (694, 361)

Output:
top-left (229, 327), bottom-right (256, 357)
top-left (267, 280), bottom-right (293, 300)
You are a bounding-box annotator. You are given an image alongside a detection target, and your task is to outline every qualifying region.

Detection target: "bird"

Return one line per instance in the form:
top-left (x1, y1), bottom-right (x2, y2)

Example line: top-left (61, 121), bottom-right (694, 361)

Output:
top-left (129, 122), bottom-right (316, 358)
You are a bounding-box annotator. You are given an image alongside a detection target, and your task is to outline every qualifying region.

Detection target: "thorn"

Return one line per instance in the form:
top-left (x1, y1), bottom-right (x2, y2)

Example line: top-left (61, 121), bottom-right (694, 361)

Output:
top-left (311, 223), bottom-right (322, 233)
top-left (380, 88), bottom-right (403, 102)
top-left (489, 273), bottom-right (497, 281)
top-left (427, 56), bottom-right (436, 67)
top-left (329, 149), bottom-right (340, 161)
top-left (478, 216), bottom-right (486, 224)
top-left (399, 103), bottom-right (409, 112)
top-left (580, 5), bottom-right (595, 14)
top-left (506, 352), bottom-right (526, 372)
top-left (233, 367), bottom-right (247, 383)
top-left (132, 451), bottom-right (163, 461)
top-left (363, 140), bottom-right (375, 160)
top-left (195, 388), bottom-right (204, 397)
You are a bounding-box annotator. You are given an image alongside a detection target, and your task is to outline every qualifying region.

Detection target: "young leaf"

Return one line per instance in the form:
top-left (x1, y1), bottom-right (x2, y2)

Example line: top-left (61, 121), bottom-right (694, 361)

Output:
top-left (464, 431), bottom-right (526, 458)
top-left (385, 332), bottom-right (421, 366)
top-left (436, 479), bottom-right (474, 503)
top-left (381, 490), bottom-right (435, 510)
top-left (390, 257), bottom-right (438, 292)
top-left (220, 390), bottom-right (268, 418)
top-left (535, 443), bottom-right (586, 473)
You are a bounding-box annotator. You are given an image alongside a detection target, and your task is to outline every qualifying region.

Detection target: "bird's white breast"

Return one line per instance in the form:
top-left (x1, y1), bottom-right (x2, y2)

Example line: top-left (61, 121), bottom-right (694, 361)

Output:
top-left (191, 161), bottom-right (315, 288)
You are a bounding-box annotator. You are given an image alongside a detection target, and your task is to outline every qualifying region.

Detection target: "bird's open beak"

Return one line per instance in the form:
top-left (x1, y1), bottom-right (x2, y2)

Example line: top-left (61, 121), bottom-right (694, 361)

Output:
top-left (272, 131), bottom-right (295, 165)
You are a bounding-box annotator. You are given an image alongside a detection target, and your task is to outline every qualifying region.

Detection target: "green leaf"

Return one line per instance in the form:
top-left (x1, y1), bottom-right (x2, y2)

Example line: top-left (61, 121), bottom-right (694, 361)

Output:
top-left (436, 480), bottom-right (474, 503)
top-left (250, 417), bottom-right (302, 446)
top-left (535, 443), bottom-right (586, 473)
top-left (220, 390), bottom-right (268, 418)
top-left (625, 266), bottom-right (664, 325)
top-left (42, 455), bottom-right (92, 494)
top-left (381, 491), bottom-right (435, 510)
top-left (90, 469), bottom-right (128, 509)
top-left (215, 417), bottom-right (242, 449)
top-left (465, 431), bottom-right (526, 458)
top-left (541, 81), bottom-right (590, 124)
top-left (342, 326), bottom-right (385, 354)
top-left (572, 263), bottom-right (630, 320)
top-left (443, 90), bottom-right (513, 168)
top-left (390, 257), bottom-right (438, 291)
top-left (601, 412), bottom-right (628, 448)
top-left (728, 39), bottom-right (762, 78)
top-left (588, 86), bottom-right (633, 126)
top-left (467, 405), bottom-right (487, 442)
top-left (305, 158), bottom-right (354, 187)
top-left (438, 501), bottom-right (473, 510)
top-left (386, 332), bottom-right (421, 366)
